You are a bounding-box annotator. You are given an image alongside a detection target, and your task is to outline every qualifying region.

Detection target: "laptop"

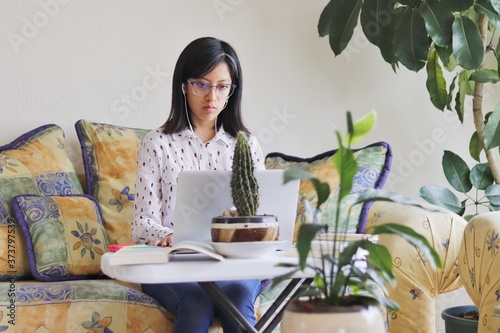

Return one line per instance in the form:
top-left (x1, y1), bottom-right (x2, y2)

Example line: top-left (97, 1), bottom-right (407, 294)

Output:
top-left (172, 170), bottom-right (300, 250)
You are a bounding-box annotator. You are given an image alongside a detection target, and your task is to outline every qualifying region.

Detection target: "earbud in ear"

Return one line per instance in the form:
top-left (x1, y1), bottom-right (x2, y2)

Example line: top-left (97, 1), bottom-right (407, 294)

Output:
top-left (182, 84), bottom-right (186, 94)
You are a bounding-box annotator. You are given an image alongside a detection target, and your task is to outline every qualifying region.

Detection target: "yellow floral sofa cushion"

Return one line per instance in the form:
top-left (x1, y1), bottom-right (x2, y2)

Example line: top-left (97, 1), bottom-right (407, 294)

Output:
top-left (12, 194), bottom-right (109, 281)
top-left (265, 142), bottom-right (392, 241)
top-left (75, 120), bottom-right (149, 244)
top-left (0, 124), bottom-right (83, 280)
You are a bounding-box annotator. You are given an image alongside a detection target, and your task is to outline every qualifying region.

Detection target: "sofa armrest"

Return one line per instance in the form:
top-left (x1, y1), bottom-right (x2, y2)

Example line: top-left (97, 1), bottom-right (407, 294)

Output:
top-left (367, 201), bottom-right (467, 333)
top-left (459, 211), bottom-right (500, 333)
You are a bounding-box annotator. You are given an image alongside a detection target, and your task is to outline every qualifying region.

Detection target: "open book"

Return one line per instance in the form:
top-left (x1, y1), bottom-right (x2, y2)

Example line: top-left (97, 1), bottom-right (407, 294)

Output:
top-left (107, 241), bottom-right (225, 266)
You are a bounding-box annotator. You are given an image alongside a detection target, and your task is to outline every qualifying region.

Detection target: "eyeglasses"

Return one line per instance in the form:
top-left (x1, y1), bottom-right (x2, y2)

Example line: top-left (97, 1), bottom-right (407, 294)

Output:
top-left (186, 80), bottom-right (237, 98)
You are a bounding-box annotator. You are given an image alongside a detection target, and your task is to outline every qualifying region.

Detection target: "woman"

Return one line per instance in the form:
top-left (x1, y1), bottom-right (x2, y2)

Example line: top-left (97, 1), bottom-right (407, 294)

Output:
top-left (132, 37), bottom-right (264, 333)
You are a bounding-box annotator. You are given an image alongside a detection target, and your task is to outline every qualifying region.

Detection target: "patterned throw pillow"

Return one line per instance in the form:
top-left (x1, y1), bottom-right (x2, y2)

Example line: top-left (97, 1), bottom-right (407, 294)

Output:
top-left (265, 142), bottom-right (392, 240)
top-left (75, 120), bottom-right (149, 244)
top-left (0, 124), bottom-right (83, 280)
top-left (12, 194), bottom-right (109, 282)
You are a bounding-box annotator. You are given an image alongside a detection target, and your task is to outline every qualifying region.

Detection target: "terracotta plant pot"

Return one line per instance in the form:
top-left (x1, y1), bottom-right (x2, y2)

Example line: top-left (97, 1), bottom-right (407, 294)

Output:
top-left (281, 301), bottom-right (386, 333)
top-left (210, 215), bottom-right (279, 242)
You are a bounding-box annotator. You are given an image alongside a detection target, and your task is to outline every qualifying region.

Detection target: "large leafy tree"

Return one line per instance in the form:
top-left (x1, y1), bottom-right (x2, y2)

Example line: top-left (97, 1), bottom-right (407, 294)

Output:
top-left (319, 0), bottom-right (500, 186)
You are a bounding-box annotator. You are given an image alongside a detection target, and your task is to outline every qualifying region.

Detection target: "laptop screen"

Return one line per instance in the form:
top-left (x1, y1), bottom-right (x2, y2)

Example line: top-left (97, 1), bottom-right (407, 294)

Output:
top-left (172, 170), bottom-right (300, 250)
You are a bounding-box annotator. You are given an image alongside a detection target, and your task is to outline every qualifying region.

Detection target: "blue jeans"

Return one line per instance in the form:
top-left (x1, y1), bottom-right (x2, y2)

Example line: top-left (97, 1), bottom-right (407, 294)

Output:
top-left (142, 279), bottom-right (261, 333)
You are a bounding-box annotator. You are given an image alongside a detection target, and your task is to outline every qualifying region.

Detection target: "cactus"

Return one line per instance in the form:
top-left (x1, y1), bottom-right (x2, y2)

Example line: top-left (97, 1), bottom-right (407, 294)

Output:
top-left (231, 131), bottom-right (259, 216)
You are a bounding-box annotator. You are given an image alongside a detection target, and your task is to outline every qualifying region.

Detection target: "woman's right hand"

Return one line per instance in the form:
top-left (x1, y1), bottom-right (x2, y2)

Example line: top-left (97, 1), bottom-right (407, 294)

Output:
top-left (155, 234), bottom-right (173, 247)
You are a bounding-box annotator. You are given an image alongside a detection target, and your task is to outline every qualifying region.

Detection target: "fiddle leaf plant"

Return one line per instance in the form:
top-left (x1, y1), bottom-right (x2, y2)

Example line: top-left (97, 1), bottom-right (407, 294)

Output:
top-left (319, 0), bottom-right (500, 185)
top-left (275, 111), bottom-right (442, 311)
top-left (420, 103), bottom-right (500, 219)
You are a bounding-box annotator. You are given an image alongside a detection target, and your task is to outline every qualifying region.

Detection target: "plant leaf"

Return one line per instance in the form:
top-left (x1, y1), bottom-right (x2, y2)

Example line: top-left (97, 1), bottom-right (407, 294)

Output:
top-left (442, 150), bottom-right (472, 193)
top-left (360, 0), bottom-right (394, 48)
top-left (337, 240), bottom-right (361, 267)
top-left (455, 70), bottom-right (472, 123)
top-left (452, 16), bottom-right (485, 70)
top-left (318, 0), bottom-right (336, 37)
top-left (363, 241), bottom-right (394, 278)
top-left (328, 0), bottom-right (363, 55)
top-left (492, 0), bottom-right (500, 15)
top-left (364, 268), bottom-right (390, 294)
top-left (333, 135), bottom-right (358, 200)
top-left (470, 69), bottom-right (499, 83)
top-left (475, 0), bottom-right (500, 31)
top-left (490, 202), bottom-right (500, 212)
top-left (497, 35), bottom-right (500, 74)
top-left (346, 111), bottom-right (354, 140)
top-left (369, 223), bottom-right (442, 269)
top-left (393, 7), bottom-right (429, 72)
top-left (426, 47), bottom-right (448, 110)
top-left (367, 285), bottom-right (399, 311)
top-left (486, 184), bottom-right (500, 205)
top-left (354, 188), bottom-right (448, 213)
top-left (436, 45), bottom-right (456, 71)
top-left (446, 74), bottom-right (458, 111)
top-left (345, 110), bottom-right (377, 145)
top-left (469, 131), bottom-right (482, 162)
top-left (284, 165), bottom-right (331, 207)
top-left (483, 104), bottom-right (500, 150)
top-left (296, 223), bottom-right (326, 270)
top-left (378, 6), bottom-right (404, 65)
top-left (418, 0), bottom-right (453, 47)
top-left (470, 163), bottom-right (494, 190)
top-left (462, 70), bottom-right (475, 95)
top-left (419, 185), bottom-right (463, 214)
top-left (439, 0), bottom-right (474, 12)
top-left (271, 267), bottom-right (300, 287)
top-left (340, 293), bottom-right (381, 307)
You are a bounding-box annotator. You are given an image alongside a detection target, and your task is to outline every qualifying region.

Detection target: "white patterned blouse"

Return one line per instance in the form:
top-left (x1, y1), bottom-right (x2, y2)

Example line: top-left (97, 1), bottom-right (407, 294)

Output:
top-left (132, 126), bottom-right (265, 245)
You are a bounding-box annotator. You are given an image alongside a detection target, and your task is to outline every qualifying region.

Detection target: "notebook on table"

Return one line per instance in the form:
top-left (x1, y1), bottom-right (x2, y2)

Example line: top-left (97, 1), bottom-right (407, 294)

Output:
top-left (172, 169), bottom-right (300, 251)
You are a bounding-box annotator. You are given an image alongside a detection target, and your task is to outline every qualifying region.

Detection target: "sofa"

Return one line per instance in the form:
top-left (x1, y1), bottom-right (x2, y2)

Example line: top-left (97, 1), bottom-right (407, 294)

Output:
top-left (459, 211), bottom-right (500, 333)
top-left (367, 201), bottom-right (467, 333)
top-left (0, 120), bottom-right (467, 332)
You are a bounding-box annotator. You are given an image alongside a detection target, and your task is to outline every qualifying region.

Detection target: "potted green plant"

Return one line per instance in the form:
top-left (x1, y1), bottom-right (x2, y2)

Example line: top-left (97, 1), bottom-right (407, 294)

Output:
top-left (211, 131), bottom-right (279, 243)
top-left (420, 149), bottom-right (500, 220)
top-left (441, 305), bottom-right (479, 333)
top-left (275, 111), bottom-right (442, 332)
top-left (318, 0), bottom-right (500, 184)
top-left (317, 1), bottom-right (500, 331)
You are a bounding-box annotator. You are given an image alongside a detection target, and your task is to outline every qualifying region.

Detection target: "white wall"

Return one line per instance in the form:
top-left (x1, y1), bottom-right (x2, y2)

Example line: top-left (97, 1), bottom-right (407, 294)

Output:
top-left (0, 0), bottom-right (484, 330)
top-left (2, 0), bottom-right (496, 199)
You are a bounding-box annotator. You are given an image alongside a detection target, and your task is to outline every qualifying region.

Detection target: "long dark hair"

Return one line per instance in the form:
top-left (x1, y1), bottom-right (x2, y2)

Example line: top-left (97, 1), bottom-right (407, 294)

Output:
top-left (161, 37), bottom-right (249, 137)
